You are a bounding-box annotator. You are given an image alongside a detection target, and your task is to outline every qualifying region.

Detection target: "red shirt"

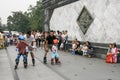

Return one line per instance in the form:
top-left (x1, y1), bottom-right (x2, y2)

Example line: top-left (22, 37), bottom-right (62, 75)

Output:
top-left (16, 41), bottom-right (28, 54)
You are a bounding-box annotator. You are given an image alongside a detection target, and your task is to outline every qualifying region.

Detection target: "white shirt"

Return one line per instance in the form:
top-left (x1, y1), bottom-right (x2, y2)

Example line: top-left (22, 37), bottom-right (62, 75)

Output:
top-left (52, 45), bottom-right (58, 53)
top-left (25, 35), bottom-right (35, 46)
top-left (35, 32), bottom-right (40, 39)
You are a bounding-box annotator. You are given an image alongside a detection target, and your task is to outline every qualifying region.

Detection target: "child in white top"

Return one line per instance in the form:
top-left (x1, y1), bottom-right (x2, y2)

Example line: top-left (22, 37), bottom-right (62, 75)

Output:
top-left (81, 43), bottom-right (88, 56)
top-left (51, 39), bottom-right (61, 65)
top-left (70, 40), bottom-right (77, 55)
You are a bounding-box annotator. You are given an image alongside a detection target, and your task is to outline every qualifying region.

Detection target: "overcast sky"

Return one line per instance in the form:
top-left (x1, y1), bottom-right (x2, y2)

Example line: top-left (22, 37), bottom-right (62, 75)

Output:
top-left (0, 0), bottom-right (38, 24)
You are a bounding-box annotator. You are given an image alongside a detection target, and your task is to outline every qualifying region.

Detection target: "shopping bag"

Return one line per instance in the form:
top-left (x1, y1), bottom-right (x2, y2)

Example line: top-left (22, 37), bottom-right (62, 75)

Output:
top-left (106, 54), bottom-right (113, 63)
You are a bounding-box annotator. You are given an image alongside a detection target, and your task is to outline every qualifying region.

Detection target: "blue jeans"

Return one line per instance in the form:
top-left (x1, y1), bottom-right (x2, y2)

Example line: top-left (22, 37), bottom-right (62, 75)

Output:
top-left (16, 53), bottom-right (27, 64)
top-left (71, 50), bottom-right (75, 55)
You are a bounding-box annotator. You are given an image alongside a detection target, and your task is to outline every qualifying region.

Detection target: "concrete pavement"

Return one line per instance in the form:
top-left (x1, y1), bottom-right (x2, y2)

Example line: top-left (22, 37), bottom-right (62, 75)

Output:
top-left (0, 46), bottom-right (120, 80)
top-left (5, 46), bottom-right (65, 80)
top-left (0, 49), bottom-right (14, 80)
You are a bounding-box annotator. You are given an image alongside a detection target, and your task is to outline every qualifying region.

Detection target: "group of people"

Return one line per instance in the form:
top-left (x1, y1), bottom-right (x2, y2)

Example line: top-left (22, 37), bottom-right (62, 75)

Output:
top-left (70, 39), bottom-right (94, 58)
top-left (33, 30), bottom-right (68, 51)
top-left (14, 30), bottom-right (66, 69)
top-left (2, 29), bottom-right (120, 70)
top-left (15, 31), bottom-right (36, 69)
top-left (106, 43), bottom-right (119, 63)
top-left (70, 39), bottom-right (120, 63)
top-left (0, 31), bottom-right (18, 49)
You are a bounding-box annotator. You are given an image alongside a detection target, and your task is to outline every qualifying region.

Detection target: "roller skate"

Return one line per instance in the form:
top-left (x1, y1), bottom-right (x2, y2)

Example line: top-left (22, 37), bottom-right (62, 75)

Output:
top-left (14, 59), bottom-right (19, 70)
top-left (51, 58), bottom-right (54, 65)
top-left (23, 59), bottom-right (27, 69)
top-left (32, 59), bottom-right (35, 66)
top-left (55, 57), bottom-right (61, 65)
top-left (43, 57), bottom-right (47, 64)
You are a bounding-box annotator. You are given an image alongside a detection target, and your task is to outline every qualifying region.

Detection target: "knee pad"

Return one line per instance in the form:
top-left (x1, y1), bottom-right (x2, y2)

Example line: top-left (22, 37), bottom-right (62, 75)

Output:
top-left (51, 58), bottom-right (54, 62)
top-left (55, 58), bottom-right (58, 62)
top-left (15, 58), bottom-right (19, 64)
top-left (23, 58), bottom-right (27, 64)
top-left (51, 58), bottom-right (54, 65)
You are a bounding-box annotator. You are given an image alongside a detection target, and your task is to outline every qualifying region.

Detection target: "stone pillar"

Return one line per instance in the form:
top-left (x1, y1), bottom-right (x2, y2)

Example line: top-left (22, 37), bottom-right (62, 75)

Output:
top-left (43, 9), bottom-right (53, 32)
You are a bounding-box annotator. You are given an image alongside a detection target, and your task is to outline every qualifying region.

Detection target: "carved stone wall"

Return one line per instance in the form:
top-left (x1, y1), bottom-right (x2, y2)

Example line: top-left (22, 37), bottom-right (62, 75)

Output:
top-left (49, 0), bottom-right (120, 44)
top-left (77, 6), bottom-right (94, 34)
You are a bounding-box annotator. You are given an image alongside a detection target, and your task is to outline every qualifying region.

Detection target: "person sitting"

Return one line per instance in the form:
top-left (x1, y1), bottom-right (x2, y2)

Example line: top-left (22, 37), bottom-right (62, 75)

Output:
top-left (106, 43), bottom-right (119, 63)
top-left (81, 41), bottom-right (94, 57)
top-left (81, 42), bottom-right (88, 56)
top-left (75, 41), bottom-right (83, 55)
top-left (69, 40), bottom-right (77, 55)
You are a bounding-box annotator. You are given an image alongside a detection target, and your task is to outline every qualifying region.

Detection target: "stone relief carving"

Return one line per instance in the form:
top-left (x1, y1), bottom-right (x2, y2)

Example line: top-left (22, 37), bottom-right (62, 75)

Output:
top-left (77, 6), bottom-right (94, 34)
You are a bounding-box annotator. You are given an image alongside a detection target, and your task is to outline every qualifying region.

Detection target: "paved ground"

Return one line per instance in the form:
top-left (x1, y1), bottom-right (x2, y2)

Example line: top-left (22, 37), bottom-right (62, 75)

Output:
top-left (0, 46), bottom-right (120, 80)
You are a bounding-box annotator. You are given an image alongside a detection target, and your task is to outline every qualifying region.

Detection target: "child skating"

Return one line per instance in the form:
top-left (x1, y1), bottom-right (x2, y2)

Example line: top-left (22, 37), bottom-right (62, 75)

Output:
top-left (14, 35), bottom-right (30, 69)
top-left (51, 39), bottom-right (61, 65)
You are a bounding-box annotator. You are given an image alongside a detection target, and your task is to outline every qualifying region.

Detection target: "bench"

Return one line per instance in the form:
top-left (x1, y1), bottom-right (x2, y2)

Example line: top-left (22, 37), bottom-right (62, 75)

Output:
top-left (66, 41), bottom-right (120, 60)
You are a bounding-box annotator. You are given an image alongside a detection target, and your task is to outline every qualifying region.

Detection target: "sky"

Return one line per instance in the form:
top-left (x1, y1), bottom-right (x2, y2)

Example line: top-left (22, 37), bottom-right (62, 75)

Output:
top-left (0, 0), bottom-right (38, 24)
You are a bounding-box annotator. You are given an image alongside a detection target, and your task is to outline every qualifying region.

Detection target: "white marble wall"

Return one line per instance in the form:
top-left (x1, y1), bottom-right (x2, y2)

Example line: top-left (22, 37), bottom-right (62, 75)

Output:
top-left (50, 0), bottom-right (120, 44)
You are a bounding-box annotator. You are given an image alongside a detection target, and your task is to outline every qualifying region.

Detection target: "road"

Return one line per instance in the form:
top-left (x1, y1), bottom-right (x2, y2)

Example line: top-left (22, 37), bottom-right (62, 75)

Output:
top-left (0, 46), bottom-right (120, 80)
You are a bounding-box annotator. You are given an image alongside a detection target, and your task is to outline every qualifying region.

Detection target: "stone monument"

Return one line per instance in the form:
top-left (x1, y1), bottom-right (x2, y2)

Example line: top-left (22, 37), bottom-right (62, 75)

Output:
top-left (42, 0), bottom-right (120, 44)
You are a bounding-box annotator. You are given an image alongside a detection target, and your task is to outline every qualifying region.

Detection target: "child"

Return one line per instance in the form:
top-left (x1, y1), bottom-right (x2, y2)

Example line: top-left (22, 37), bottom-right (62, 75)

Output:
top-left (51, 39), bottom-right (61, 65)
top-left (106, 44), bottom-right (113, 63)
top-left (106, 43), bottom-right (119, 63)
top-left (81, 42), bottom-right (88, 56)
top-left (111, 43), bottom-right (119, 63)
top-left (14, 35), bottom-right (30, 69)
top-left (70, 40), bottom-right (77, 55)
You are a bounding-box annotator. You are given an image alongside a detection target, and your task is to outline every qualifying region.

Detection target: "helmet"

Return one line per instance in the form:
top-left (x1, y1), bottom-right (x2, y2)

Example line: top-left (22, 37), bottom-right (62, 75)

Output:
top-left (53, 39), bottom-right (59, 44)
top-left (18, 35), bottom-right (25, 40)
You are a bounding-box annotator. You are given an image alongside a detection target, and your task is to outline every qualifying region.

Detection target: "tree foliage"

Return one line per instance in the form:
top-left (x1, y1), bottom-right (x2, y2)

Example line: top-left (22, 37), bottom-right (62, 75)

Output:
top-left (7, 12), bottom-right (30, 32)
top-left (27, 1), bottom-right (43, 31)
top-left (7, 0), bottom-right (42, 32)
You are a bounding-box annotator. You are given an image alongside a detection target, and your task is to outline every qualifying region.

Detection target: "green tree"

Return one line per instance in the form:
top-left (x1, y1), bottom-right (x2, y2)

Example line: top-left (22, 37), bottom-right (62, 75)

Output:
top-left (27, 0), bottom-right (43, 31)
top-left (7, 0), bottom-right (43, 32)
top-left (7, 11), bottom-right (30, 32)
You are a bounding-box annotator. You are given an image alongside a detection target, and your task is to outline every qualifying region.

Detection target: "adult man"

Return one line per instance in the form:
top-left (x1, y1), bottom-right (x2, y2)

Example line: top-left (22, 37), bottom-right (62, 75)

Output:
top-left (43, 30), bottom-right (56, 64)
top-left (25, 31), bottom-right (36, 66)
